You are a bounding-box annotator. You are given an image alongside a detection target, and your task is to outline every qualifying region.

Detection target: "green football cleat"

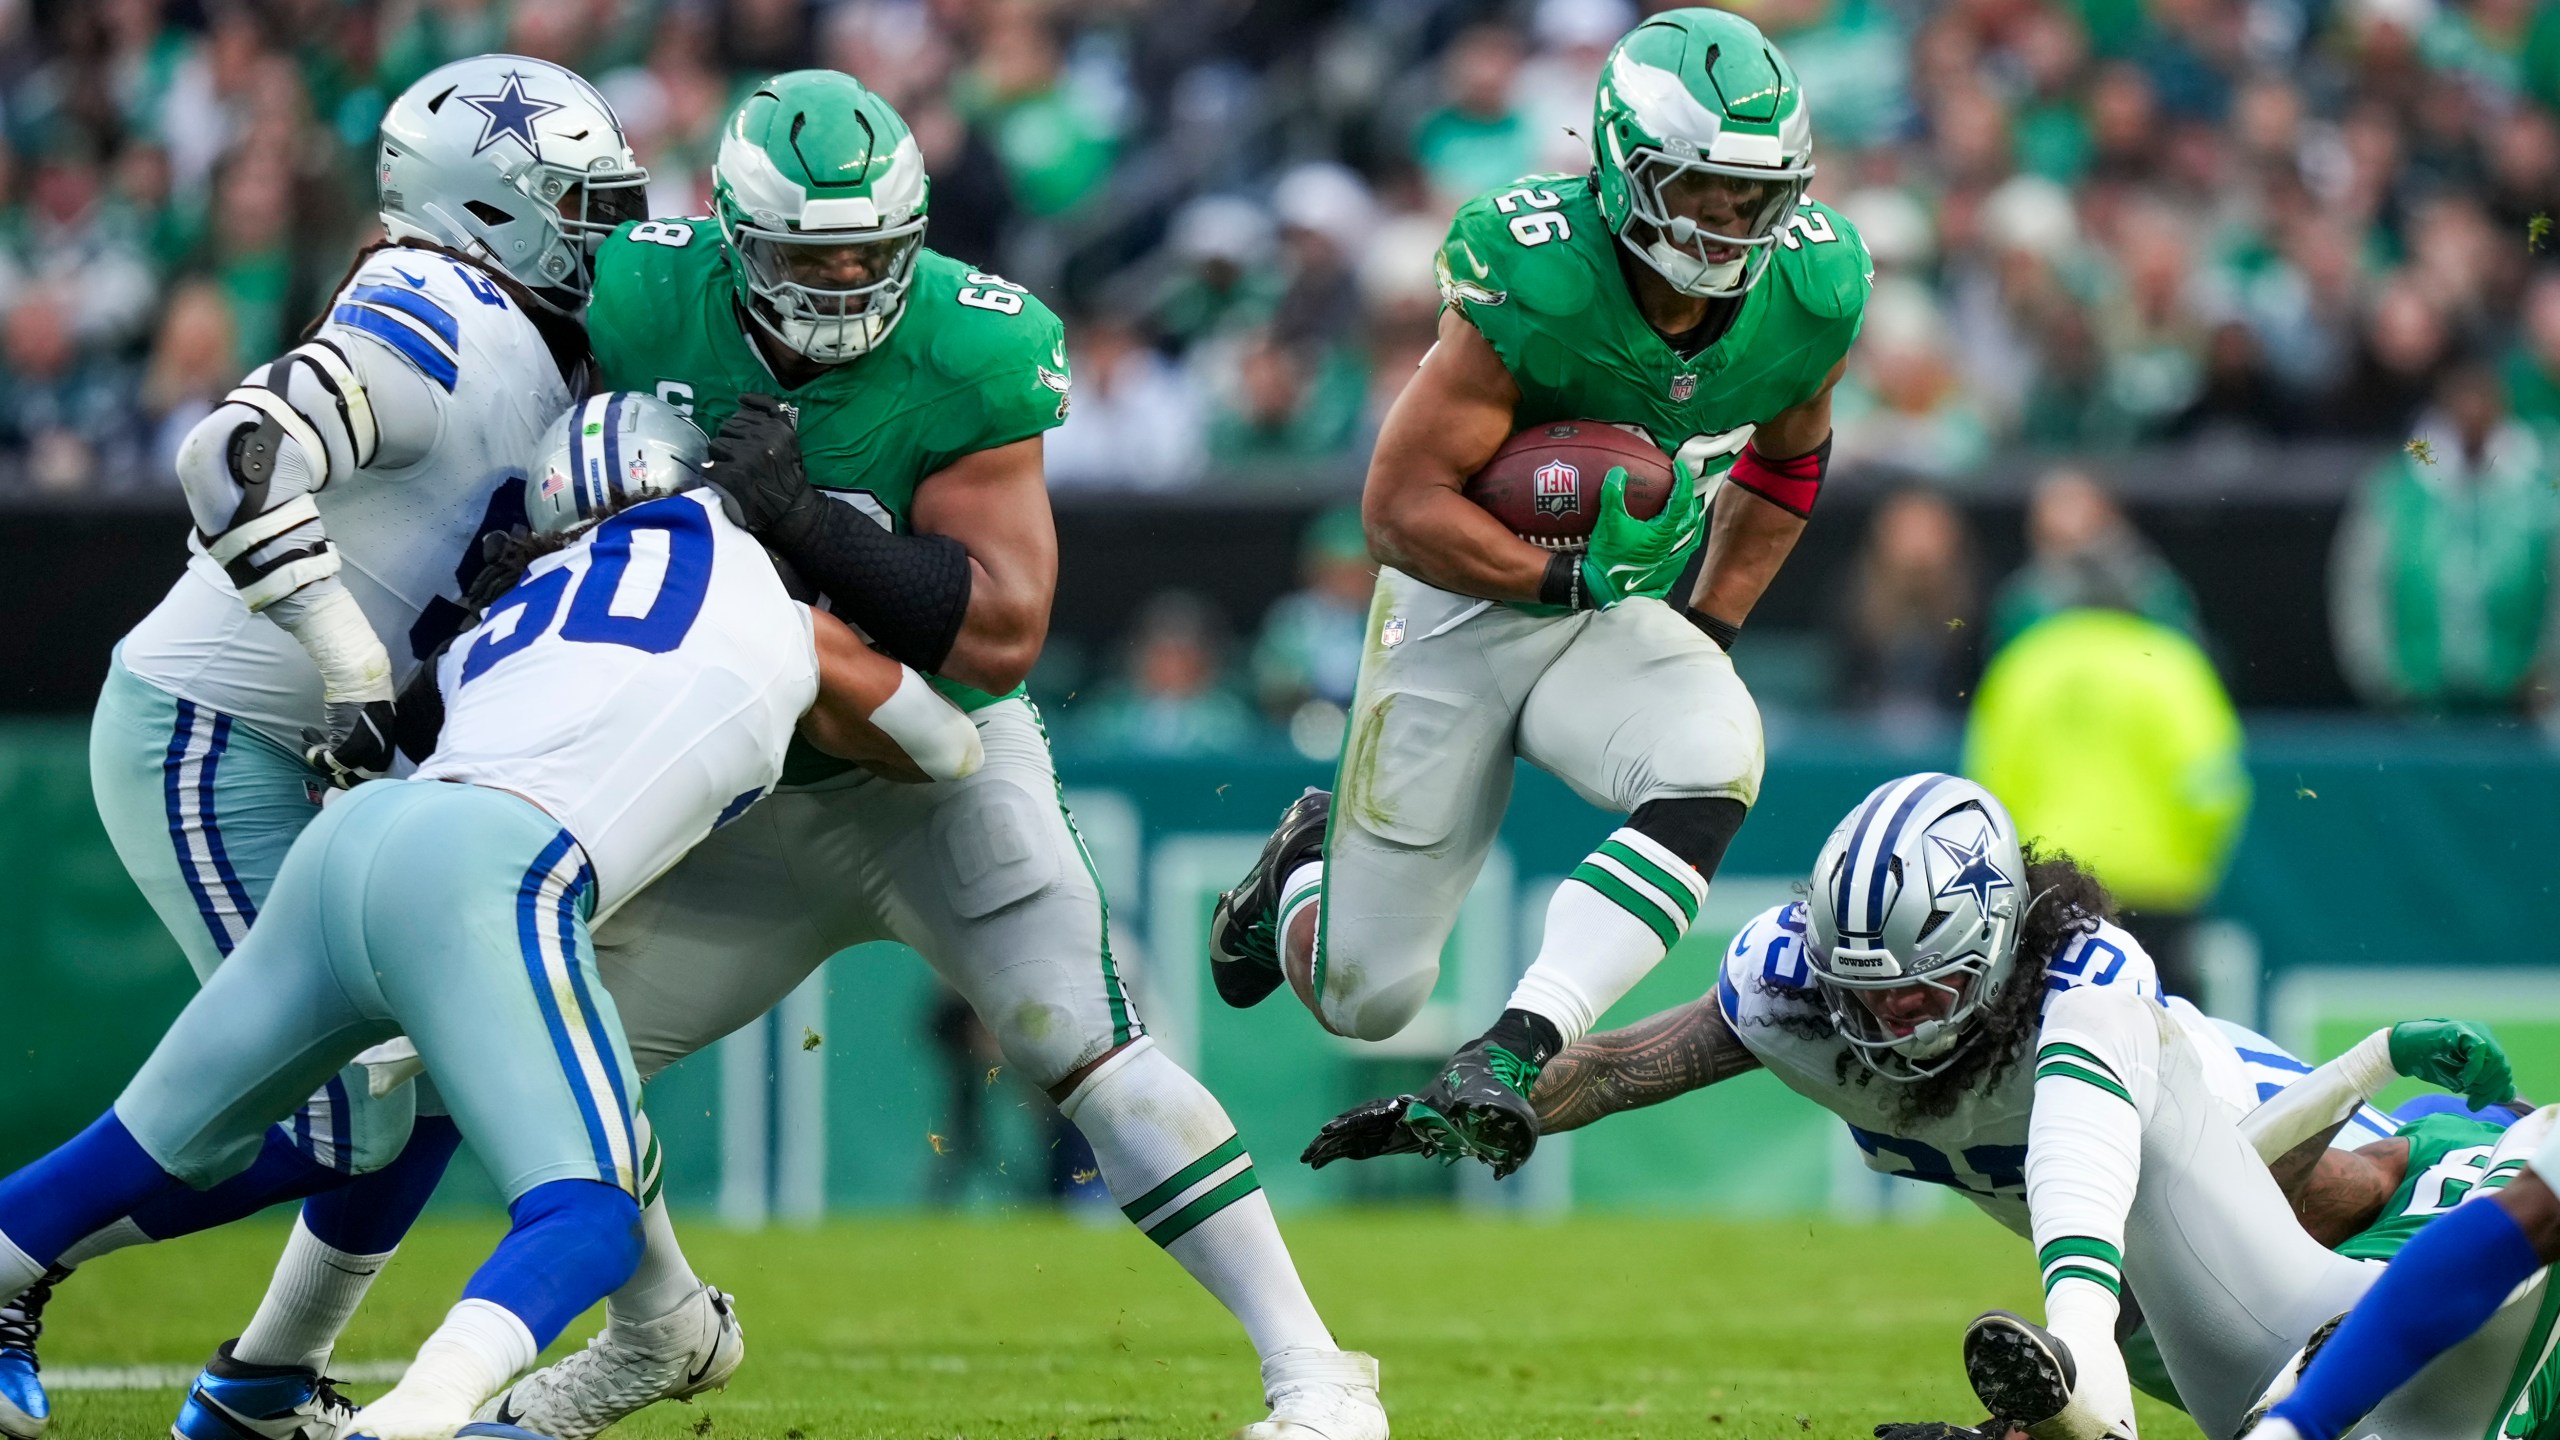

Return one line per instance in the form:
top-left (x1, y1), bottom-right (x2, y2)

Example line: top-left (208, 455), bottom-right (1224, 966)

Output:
top-left (1209, 789), bottom-right (1330, 1009)
top-left (1400, 1037), bottom-right (1545, 1179)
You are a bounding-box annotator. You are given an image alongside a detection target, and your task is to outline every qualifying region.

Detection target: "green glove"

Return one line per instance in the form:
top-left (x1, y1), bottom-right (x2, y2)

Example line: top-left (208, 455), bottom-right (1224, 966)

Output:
top-left (2389, 1020), bottom-right (2517, 1109)
top-left (1580, 459), bottom-right (1705, 609)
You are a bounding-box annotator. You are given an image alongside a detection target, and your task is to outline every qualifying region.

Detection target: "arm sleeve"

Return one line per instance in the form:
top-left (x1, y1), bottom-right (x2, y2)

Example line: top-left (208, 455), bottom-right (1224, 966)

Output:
top-left (2237, 1028), bottom-right (2394, 1163)
top-left (2023, 986), bottom-right (2162, 1440)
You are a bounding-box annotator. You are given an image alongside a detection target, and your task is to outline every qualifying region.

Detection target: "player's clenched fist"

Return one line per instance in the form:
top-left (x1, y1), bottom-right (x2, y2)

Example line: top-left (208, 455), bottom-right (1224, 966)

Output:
top-left (2388, 1020), bottom-right (2516, 1109)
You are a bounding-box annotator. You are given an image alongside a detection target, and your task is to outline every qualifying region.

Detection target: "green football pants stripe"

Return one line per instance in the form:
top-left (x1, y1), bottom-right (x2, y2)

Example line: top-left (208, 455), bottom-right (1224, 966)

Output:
top-left (1144, 1167), bottom-right (1262, 1249)
top-left (638, 1123), bottom-right (665, 1209)
top-left (1027, 699), bottom-right (1135, 1046)
top-left (1570, 864), bottom-right (1683, 949)
top-left (1121, 1133), bottom-right (1246, 1225)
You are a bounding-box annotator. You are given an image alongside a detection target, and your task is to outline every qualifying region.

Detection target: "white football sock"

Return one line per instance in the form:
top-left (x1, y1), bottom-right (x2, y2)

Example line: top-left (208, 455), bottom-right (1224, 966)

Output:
top-left (605, 1111), bottom-right (701, 1327)
top-left (353, 1297), bottom-right (536, 1439)
top-left (605, 1193), bottom-right (700, 1327)
top-left (55, 1217), bottom-right (148, 1268)
top-left (1505, 830), bottom-right (1706, 1046)
top-left (1061, 1038), bottom-right (1334, 1358)
top-left (233, 1215), bottom-right (393, 1371)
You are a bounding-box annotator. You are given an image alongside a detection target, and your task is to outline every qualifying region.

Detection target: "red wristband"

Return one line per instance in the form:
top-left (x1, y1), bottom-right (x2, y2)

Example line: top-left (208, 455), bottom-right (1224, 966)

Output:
top-left (1726, 437), bottom-right (1829, 518)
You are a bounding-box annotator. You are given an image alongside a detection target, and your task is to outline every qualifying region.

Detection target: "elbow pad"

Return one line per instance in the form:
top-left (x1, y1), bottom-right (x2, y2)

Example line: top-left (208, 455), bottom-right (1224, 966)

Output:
top-left (179, 339), bottom-right (384, 611)
top-left (770, 498), bottom-right (973, 674)
top-left (1725, 435), bottom-right (1830, 519)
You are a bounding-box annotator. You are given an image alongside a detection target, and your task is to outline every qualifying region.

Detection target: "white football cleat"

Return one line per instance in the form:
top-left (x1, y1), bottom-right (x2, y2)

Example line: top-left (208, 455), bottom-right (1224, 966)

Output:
top-left (343, 1381), bottom-right (476, 1440)
top-left (472, 1285), bottom-right (742, 1440)
top-left (1233, 1348), bottom-right (1386, 1440)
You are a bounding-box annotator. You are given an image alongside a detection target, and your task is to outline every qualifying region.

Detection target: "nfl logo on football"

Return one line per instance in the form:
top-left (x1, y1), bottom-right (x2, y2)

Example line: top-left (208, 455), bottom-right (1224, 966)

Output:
top-left (1532, 460), bottom-right (1580, 517)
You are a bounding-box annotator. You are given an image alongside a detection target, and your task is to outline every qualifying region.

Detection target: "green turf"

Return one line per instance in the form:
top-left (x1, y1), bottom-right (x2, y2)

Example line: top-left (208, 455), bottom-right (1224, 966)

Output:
top-left (37, 1209), bottom-right (2203, 1440)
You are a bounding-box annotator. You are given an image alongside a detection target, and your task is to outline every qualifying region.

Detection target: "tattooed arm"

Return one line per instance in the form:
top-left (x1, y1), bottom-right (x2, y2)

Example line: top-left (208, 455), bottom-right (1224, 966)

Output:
top-left (2279, 1137), bottom-right (2409, 1249)
top-left (1531, 996), bottom-right (1765, 1135)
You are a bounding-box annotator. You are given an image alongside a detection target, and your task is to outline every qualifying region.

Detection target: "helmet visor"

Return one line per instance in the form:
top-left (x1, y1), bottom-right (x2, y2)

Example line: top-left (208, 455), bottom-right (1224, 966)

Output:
top-left (562, 175), bottom-right (651, 250)
top-left (733, 224), bottom-right (925, 323)
top-left (1625, 149), bottom-right (1806, 260)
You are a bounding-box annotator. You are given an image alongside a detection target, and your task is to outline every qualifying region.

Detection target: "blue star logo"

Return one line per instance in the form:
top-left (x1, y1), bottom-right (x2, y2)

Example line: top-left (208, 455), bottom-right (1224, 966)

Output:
top-left (457, 73), bottom-right (564, 157)
top-left (1930, 830), bottom-right (2013, 913)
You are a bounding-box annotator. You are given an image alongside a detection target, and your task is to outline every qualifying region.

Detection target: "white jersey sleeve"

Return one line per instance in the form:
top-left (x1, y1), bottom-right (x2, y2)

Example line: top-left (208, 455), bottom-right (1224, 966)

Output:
top-left (2024, 984), bottom-right (2165, 1439)
top-left (122, 247), bottom-right (575, 742)
top-left (416, 490), bottom-right (818, 917)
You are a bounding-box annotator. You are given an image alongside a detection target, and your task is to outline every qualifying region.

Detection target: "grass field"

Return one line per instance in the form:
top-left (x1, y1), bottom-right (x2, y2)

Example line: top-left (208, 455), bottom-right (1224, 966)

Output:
top-left (34, 1210), bottom-right (2207, 1440)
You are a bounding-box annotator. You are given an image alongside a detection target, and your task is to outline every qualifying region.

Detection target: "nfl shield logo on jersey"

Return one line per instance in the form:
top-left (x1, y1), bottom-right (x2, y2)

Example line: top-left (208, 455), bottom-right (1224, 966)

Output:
top-left (1669, 373), bottom-right (1698, 402)
top-left (1533, 460), bottom-right (1581, 517)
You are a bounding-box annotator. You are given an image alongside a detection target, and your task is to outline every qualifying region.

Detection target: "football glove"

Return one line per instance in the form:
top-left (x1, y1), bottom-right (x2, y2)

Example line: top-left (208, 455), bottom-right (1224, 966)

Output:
top-left (1579, 459), bottom-right (1703, 609)
top-left (302, 697), bottom-right (397, 789)
top-left (2389, 1019), bottom-right (2516, 1109)
top-left (705, 394), bottom-right (817, 544)
top-left (1301, 1094), bottom-right (1431, 1169)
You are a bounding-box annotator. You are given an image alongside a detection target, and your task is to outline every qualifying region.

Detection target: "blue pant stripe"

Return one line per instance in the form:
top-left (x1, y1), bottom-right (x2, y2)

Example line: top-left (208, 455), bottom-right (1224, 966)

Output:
top-left (554, 862), bottom-right (637, 1187)
top-left (198, 713), bottom-right (258, 926)
top-left (161, 701), bottom-right (253, 958)
top-left (515, 834), bottom-right (618, 1185)
top-left (323, 1076), bottom-right (355, 1173)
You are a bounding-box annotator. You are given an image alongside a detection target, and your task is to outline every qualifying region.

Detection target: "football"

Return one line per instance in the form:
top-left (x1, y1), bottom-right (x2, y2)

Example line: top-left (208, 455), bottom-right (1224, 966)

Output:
top-left (1461, 421), bottom-right (1675, 551)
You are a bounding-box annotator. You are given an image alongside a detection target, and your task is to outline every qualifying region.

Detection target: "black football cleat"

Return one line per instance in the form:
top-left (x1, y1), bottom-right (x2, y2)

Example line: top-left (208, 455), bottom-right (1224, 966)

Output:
top-left (1400, 1036), bottom-right (1545, 1179)
top-left (1964, 1310), bottom-right (2078, 1429)
top-left (1209, 788), bottom-right (1331, 1009)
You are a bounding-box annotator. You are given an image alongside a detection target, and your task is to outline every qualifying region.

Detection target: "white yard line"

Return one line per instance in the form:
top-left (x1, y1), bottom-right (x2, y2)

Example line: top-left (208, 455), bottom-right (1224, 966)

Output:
top-left (47, 1361), bottom-right (408, 1391)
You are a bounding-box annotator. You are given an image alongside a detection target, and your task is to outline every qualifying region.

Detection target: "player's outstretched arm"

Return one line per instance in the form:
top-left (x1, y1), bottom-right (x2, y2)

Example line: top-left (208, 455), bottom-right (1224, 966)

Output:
top-left (1686, 357), bottom-right (1843, 637)
top-left (798, 607), bottom-right (985, 783)
top-left (908, 435), bottom-right (1057, 694)
top-left (1361, 307), bottom-right (1555, 604)
top-left (1530, 995), bottom-right (1762, 1134)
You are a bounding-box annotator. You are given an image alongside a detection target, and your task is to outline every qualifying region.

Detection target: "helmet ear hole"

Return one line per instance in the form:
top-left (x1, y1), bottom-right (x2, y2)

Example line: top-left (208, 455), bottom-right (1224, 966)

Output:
top-left (465, 199), bottom-right (514, 226)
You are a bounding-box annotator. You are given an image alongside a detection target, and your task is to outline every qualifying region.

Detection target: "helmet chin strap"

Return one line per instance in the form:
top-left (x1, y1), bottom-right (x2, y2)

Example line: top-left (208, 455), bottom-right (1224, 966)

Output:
top-left (1643, 232), bottom-right (1747, 294)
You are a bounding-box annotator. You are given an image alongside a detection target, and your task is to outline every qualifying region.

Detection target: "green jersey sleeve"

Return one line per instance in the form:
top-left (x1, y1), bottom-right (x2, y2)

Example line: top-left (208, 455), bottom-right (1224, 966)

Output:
top-left (2334, 1112), bottom-right (2518, 1262)
top-left (892, 251), bottom-right (1073, 477)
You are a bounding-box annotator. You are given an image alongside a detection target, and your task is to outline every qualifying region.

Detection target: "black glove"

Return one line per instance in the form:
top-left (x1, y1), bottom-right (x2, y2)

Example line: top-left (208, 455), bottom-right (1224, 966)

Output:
top-left (1301, 1094), bottom-right (1431, 1169)
top-left (1875, 1421), bottom-right (2014, 1440)
top-left (705, 394), bottom-right (816, 543)
top-left (303, 698), bottom-right (397, 789)
top-left (462, 524), bottom-right (537, 617)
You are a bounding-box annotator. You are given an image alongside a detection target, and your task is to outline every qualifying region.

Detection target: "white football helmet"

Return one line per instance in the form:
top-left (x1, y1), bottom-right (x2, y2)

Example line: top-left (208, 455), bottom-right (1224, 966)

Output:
top-left (528, 392), bottom-right (710, 534)
top-left (1804, 773), bottom-right (2027, 1082)
top-left (378, 54), bottom-right (647, 317)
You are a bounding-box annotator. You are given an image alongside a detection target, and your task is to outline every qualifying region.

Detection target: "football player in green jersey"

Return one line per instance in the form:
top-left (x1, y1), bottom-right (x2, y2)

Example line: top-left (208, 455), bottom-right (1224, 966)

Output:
top-left (481, 72), bottom-right (1387, 1440)
top-left (1209, 7), bottom-right (1872, 1176)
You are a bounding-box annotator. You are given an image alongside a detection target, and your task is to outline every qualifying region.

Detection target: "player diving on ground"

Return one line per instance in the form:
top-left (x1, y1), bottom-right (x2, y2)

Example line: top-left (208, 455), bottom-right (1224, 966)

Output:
top-left (1206, 7), bottom-right (1869, 1178)
top-left (477, 69), bottom-right (1386, 1440)
top-left (1306, 772), bottom-right (2536, 1439)
top-left (0, 392), bottom-right (982, 1440)
top-left (0, 53), bottom-right (649, 1440)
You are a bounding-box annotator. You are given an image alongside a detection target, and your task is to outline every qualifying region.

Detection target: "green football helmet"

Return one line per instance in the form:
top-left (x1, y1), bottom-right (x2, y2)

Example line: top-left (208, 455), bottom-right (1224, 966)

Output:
top-left (1591, 8), bottom-right (1816, 299)
top-left (712, 70), bottom-right (930, 364)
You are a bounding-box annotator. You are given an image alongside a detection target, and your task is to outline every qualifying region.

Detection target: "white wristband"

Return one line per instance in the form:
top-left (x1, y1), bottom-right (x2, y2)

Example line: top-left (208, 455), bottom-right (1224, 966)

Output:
top-left (273, 583), bottom-right (395, 705)
top-left (870, 667), bottom-right (985, 782)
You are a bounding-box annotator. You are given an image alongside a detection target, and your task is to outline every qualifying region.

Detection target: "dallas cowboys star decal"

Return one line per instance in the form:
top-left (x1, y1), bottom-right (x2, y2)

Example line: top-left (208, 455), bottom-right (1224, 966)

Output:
top-left (1930, 829), bottom-right (2013, 912)
top-left (459, 72), bottom-right (563, 157)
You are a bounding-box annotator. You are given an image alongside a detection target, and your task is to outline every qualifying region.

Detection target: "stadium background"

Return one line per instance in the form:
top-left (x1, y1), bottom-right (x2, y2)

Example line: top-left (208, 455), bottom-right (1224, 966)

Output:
top-left (3, 0), bottom-right (2559, 1231)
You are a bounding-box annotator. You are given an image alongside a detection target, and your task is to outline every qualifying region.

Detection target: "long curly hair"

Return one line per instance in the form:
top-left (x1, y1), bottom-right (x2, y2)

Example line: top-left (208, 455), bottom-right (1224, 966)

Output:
top-left (1822, 841), bottom-right (2118, 1122)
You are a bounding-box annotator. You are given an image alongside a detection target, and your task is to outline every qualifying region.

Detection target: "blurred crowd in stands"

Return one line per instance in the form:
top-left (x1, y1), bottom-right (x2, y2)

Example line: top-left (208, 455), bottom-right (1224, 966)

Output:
top-left (1, 0), bottom-right (2555, 729)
